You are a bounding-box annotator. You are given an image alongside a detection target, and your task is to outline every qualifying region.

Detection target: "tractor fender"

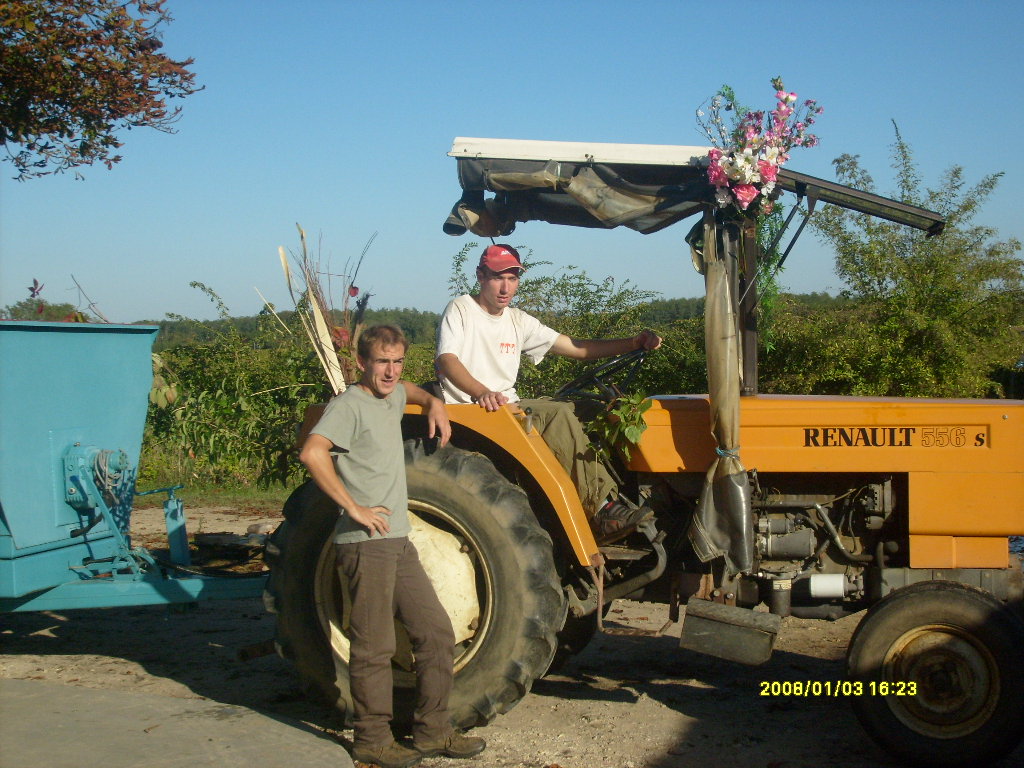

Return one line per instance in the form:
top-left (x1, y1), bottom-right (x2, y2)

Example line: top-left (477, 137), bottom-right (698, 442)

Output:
top-left (408, 402), bottom-right (599, 566)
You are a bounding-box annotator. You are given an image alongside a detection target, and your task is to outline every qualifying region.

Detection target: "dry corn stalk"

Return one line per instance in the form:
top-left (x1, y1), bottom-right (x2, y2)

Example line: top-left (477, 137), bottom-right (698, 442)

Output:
top-left (278, 225), bottom-right (376, 394)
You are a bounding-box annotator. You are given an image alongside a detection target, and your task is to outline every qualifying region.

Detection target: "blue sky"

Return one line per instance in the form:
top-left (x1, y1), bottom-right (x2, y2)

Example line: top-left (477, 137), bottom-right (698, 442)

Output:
top-left (2, 0), bottom-right (1022, 322)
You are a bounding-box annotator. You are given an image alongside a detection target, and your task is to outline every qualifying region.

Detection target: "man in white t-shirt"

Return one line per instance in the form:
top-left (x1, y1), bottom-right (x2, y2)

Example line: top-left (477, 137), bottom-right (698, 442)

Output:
top-left (435, 244), bottom-right (662, 542)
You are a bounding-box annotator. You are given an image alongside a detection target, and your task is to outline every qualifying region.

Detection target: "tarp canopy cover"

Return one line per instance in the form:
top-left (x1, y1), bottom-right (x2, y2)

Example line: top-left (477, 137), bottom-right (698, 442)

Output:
top-left (443, 138), bottom-right (945, 238)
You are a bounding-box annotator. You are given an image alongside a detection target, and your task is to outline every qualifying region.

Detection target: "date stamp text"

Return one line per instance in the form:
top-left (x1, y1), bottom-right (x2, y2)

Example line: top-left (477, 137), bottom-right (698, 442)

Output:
top-left (759, 680), bottom-right (917, 697)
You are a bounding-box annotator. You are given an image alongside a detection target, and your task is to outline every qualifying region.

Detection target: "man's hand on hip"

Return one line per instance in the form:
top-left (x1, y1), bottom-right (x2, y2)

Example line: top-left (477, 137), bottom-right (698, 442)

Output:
top-left (348, 504), bottom-right (392, 536)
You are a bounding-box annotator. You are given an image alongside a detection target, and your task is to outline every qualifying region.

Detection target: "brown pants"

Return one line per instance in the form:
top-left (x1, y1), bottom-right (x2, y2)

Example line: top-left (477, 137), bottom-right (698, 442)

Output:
top-left (335, 537), bottom-right (455, 748)
top-left (519, 398), bottom-right (617, 516)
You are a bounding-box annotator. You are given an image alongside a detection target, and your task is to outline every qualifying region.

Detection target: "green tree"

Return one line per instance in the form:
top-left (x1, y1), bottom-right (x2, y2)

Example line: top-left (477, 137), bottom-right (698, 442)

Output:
top-left (799, 128), bottom-right (1023, 397)
top-left (0, 0), bottom-right (201, 180)
top-left (640, 296), bottom-right (705, 324)
top-left (1, 296), bottom-right (79, 320)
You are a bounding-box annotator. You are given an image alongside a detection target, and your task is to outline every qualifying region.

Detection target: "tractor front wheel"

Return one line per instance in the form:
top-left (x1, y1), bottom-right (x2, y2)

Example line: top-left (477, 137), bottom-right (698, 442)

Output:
top-left (846, 580), bottom-right (1024, 767)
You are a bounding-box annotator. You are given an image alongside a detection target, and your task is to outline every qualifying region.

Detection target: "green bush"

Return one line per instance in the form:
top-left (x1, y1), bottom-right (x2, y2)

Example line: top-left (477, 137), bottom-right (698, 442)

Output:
top-left (141, 293), bottom-right (332, 490)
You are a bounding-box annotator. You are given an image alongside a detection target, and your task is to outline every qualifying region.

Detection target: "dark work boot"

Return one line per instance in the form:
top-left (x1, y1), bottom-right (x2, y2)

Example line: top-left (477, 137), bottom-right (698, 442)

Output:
top-left (414, 730), bottom-right (486, 759)
top-left (593, 499), bottom-right (654, 544)
top-left (351, 739), bottom-right (422, 768)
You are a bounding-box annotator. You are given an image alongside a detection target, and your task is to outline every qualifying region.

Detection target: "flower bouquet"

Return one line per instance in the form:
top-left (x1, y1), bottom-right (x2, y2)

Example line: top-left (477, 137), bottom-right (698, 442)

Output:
top-left (697, 77), bottom-right (823, 217)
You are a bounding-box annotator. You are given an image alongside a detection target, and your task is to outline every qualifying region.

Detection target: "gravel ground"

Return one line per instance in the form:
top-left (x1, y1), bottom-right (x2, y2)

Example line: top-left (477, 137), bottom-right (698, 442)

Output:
top-left (3, 506), bottom-right (1022, 768)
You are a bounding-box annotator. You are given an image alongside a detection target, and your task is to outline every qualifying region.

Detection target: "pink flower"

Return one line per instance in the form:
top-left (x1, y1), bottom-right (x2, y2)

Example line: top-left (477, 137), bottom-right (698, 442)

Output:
top-left (757, 159), bottom-right (778, 183)
top-left (732, 184), bottom-right (759, 210)
top-left (707, 159), bottom-right (729, 187)
top-left (698, 77), bottom-right (823, 216)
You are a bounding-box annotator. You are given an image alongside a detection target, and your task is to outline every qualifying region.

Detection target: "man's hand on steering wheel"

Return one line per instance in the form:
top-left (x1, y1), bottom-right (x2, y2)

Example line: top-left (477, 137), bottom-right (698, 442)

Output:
top-left (556, 347), bottom-right (653, 402)
top-left (555, 330), bottom-right (663, 402)
top-left (633, 329), bottom-right (662, 351)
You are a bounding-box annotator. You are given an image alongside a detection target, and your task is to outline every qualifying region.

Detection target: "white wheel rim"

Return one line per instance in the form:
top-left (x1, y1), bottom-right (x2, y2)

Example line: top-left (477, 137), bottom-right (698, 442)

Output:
top-left (312, 505), bottom-right (490, 675)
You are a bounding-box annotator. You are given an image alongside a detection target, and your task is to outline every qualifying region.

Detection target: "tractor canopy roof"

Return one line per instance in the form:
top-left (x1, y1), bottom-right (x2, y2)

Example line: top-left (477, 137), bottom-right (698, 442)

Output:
top-left (442, 137), bottom-right (945, 239)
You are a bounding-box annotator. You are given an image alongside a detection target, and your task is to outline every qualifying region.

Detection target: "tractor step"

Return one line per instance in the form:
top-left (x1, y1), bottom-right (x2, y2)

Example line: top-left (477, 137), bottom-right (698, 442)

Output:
top-left (598, 544), bottom-right (651, 561)
top-left (601, 619), bottom-right (673, 638)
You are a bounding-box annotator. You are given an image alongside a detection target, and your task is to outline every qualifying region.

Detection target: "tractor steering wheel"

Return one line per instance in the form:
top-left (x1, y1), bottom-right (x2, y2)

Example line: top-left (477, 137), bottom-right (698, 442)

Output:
top-left (554, 348), bottom-right (648, 403)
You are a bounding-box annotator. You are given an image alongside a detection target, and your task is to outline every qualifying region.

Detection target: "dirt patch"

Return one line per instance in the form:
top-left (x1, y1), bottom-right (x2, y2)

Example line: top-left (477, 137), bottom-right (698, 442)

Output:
top-left (3, 507), bottom-right (1022, 768)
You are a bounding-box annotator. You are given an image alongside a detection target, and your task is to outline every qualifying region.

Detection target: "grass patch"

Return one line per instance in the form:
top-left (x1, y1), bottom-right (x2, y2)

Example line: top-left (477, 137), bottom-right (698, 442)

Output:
top-left (134, 482), bottom-right (294, 514)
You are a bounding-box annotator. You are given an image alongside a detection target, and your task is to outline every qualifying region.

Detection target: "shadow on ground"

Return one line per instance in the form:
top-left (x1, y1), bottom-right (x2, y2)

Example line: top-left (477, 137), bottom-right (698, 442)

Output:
top-left (4, 602), bottom-right (1024, 768)
top-left (0, 598), bottom-right (348, 741)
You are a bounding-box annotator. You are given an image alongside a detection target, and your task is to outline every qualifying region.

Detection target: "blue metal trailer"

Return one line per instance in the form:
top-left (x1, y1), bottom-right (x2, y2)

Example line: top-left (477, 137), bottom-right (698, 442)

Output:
top-left (0, 321), bottom-right (265, 613)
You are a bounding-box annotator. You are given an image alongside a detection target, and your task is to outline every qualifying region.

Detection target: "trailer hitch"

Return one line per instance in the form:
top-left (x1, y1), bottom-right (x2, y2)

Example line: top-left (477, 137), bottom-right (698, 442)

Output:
top-left (135, 485), bottom-right (190, 566)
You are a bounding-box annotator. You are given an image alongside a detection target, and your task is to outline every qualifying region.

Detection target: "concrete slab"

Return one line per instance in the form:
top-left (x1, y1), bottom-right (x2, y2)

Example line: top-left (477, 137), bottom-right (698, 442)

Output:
top-left (0, 678), bottom-right (353, 768)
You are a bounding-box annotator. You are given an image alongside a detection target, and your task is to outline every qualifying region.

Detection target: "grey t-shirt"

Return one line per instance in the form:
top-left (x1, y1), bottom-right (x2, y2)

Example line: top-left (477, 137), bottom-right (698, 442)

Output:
top-left (310, 383), bottom-right (409, 544)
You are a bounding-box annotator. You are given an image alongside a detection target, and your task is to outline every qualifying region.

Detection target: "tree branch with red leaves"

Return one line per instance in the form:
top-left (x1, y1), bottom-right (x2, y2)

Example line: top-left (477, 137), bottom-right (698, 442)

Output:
top-left (0, 0), bottom-right (201, 180)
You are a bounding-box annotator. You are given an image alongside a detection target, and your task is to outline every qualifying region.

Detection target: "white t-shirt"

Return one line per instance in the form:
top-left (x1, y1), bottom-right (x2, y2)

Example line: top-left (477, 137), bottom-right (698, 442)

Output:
top-left (436, 294), bottom-right (560, 404)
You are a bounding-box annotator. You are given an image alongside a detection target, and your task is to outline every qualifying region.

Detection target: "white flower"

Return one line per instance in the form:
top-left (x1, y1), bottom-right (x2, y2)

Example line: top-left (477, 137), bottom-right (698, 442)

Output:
top-left (761, 181), bottom-right (776, 196)
top-left (715, 187), bottom-right (733, 207)
top-left (722, 156), bottom-right (742, 181)
top-left (731, 155), bottom-right (760, 184)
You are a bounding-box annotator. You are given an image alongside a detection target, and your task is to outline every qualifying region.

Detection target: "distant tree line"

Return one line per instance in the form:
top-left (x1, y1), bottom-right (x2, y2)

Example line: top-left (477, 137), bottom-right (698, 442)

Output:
top-left (140, 306), bottom-right (439, 351)
top-left (98, 293), bottom-right (845, 352)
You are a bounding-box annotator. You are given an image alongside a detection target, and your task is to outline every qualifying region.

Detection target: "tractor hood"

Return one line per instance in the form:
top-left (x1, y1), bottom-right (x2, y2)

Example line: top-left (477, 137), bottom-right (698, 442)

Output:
top-left (442, 137), bottom-right (945, 238)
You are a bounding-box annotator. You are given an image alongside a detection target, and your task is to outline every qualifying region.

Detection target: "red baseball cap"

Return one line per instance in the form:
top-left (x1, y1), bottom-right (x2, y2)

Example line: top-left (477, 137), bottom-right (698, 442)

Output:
top-left (478, 244), bottom-right (524, 274)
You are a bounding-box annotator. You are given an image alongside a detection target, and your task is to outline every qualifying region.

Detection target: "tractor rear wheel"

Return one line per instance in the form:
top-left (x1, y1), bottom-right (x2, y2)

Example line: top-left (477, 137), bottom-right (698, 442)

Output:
top-left (264, 439), bottom-right (565, 728)
top-left (846, 580), bottom-right (1024, 767)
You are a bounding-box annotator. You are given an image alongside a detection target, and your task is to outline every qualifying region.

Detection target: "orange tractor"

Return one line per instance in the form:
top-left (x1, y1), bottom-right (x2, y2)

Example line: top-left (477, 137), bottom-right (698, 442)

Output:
top-left (265, 139), bottom-right (1023, 768)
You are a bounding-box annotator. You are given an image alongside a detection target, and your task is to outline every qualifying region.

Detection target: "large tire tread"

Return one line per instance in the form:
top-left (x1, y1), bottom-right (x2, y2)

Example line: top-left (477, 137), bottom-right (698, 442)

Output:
top-left (406, 439), bottom-right (564, 727)
top-left (264, 439), bottom-right (565, 729)
top-left (264, 480), bottom-right (347, 709)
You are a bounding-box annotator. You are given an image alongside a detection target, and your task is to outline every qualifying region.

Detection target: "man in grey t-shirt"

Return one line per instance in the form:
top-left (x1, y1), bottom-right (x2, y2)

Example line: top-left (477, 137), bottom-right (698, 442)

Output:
top-left (300, 325), bottom-right (484, 768)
